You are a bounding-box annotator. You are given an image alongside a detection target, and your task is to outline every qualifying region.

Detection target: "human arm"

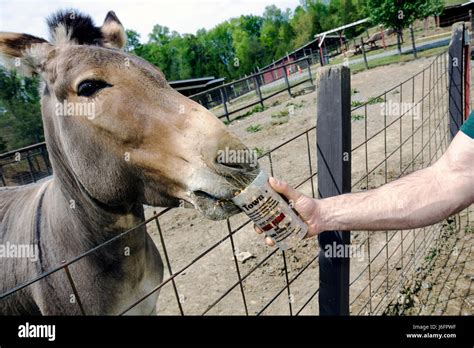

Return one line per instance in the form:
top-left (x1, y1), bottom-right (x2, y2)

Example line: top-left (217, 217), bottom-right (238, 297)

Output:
top-left (257, 130), bottom-right (474, 245)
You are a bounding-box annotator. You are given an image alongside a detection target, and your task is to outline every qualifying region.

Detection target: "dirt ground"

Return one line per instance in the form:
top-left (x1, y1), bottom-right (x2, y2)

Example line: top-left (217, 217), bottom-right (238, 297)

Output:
top-left (141, 56), bottom-right (472, 315)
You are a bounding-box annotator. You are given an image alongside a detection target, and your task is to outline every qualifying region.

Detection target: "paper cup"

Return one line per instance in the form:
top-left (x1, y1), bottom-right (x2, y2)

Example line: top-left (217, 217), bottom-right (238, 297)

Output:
top-left (232, 171), bottom-right (308, 251)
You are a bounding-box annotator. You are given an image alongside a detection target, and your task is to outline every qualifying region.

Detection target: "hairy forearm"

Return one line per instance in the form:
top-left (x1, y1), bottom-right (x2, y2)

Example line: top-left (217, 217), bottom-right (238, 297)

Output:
top-left (316, 166), bottom-right (471, 232)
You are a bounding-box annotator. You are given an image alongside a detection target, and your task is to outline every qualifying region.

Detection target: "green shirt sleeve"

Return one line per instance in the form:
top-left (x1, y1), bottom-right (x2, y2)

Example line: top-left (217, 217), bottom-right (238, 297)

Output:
top-left (461, 111), bottom-right (474, 139)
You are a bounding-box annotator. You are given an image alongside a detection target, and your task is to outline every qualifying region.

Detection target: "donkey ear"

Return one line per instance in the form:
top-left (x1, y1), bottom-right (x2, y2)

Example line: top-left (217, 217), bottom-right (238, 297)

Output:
top-left (0, 32), bottom-right (52, 76)
top-left (100, 11), bottom-right (126, 50)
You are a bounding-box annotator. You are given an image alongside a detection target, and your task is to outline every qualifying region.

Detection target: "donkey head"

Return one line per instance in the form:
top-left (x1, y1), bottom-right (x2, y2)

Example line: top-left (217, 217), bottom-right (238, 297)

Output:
top-left (0, 9), bottom-right (259, 220)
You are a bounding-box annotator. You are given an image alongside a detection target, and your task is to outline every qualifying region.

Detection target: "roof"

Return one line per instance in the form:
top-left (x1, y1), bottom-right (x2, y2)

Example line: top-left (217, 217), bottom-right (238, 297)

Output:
top-left (168, 76), bottom-right (217, 85)
top-left (314, 18), bottom-right (370, 39)
top-left (443, 1), bottom-right (474, 10)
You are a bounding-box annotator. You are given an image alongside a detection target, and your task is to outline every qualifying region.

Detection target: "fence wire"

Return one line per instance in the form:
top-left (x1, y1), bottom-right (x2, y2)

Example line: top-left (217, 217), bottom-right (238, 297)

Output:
top-left (0, 142), bottom-right (51, 186)
top-left (350, 51), bottom-right (472, 315)
top-left (1, 50), bottom-right (471, 316)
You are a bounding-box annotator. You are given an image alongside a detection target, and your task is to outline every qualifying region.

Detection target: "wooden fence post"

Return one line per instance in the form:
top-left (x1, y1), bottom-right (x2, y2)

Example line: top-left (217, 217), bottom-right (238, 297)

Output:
top-left (316, 65), bottom-right (351, 316)
top-left (448, 22), bottom-right (466, 139)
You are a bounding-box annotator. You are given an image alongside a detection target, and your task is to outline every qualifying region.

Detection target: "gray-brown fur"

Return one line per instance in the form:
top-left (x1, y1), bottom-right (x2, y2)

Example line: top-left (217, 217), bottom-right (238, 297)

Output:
top-left (0, 9), bottom-right (257, 315)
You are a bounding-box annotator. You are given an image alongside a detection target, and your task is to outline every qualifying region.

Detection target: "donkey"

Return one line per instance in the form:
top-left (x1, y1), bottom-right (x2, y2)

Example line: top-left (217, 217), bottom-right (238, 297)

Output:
top-left (0, 10), bottom-right (258, 315)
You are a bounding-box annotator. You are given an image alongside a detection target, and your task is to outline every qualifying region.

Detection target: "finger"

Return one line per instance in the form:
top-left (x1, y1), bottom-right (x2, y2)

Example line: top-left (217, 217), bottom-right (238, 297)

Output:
top-left (268, 177), bottom-right (302, 203)
top-left (254, 224), bottom-right (263, 234)
top-left (265, 236), bottom-right (275, 246)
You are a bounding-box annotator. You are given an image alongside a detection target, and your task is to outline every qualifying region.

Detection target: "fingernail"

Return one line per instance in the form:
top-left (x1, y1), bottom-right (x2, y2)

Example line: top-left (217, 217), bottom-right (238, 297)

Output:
top-left (269, 177), bottom-right (279, 186)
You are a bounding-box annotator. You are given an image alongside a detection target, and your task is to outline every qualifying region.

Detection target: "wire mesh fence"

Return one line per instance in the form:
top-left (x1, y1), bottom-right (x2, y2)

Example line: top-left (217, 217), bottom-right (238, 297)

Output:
top-left (1, 25), bottom-right (472, 316)
top-left (348, 50), bottom-right (471, 315)
top-left (0, 142), bottom-right (51, 187)
top-left (189, 55), bottom-right (317, 123)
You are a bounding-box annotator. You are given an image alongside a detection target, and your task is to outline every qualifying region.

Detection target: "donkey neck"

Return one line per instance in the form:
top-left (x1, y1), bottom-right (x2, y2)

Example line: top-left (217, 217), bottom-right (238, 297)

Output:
top-left (43, 134), bottom-right (145, 252)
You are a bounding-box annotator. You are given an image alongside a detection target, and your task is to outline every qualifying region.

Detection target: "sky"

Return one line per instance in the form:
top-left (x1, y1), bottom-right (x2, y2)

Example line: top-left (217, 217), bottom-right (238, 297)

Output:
top-left (0, 0), bottom-right (300, 43)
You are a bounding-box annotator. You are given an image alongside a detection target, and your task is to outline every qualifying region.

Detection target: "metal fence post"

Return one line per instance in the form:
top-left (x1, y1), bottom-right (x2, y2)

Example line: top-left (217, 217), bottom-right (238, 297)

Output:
top-left (254, 75), bottom-right (264, 108)
top-left (283, 65), bottom-right (292, 97)
top-left (409, 25), bottom-right (417, 59)
top-left (307, 58), bottom-right (314, 86)
top-left (316, 65), bottom-right (351, 315)
top-left (448, 22), bottom-right (466, 139)
top-left (0, 166), bottom-right (5, 186)
top-left (360, 38), bottom-right (369, 70)
top-left (26, 154), bottom-right (37, 183)
top-left (219, 87), bottom-right (230, 123)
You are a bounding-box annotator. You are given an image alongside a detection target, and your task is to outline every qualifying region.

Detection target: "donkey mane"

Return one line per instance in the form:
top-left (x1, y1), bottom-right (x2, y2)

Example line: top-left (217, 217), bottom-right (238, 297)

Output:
top-left (47, 9), bottom-right (104, 46)
top-left (0, 8), bottom-right (256, 315)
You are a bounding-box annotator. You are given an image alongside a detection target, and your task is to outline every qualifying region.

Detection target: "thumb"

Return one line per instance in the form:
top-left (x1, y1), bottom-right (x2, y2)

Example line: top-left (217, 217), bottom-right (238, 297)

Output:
top-left (268, 177), bottom-right (302, 203)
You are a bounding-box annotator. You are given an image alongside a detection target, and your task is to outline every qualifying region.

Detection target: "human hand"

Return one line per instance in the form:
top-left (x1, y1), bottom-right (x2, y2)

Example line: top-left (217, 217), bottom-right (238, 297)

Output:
top-left (254, 177), bottom-right (321, 246)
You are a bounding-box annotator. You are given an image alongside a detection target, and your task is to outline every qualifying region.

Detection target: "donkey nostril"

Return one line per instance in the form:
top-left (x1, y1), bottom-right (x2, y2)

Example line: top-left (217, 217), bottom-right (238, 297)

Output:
top-left (218, 162), bottom-right (245, 170)
top-left (214, 158), bottom-right (259, 174)
top-left (214, 147), bottom-right (259, 173)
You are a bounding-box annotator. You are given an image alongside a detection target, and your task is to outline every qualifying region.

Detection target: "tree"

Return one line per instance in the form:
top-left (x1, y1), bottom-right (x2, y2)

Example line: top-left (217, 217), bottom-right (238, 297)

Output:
top-left (260, 5), bottom-right (295, 65)
top-left (231, 15), bottom-right (265, 74)
top-left (125, 29), bottom-right (141, 52)
top-left (366, 0), bottom-right (427, 54)
top-left (418, 0), bottom-right (444, 28)
top-left (0, 67), bottom-right (43, 150)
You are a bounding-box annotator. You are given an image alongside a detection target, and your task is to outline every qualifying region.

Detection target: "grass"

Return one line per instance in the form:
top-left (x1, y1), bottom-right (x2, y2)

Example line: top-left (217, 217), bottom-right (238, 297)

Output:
top-left (351, 114), bottom-right (364, 121)
top-left (246, 124), bottom-right (262, 133)
top-left (368, 96), bottom-right (384, 104)
top-left (271, 109), bottom-right (290, 125)
top-left (445, 0), bottom-right (466, 5)
top-left (330, 22), bottom-right (451, 66)
top-left (352, 96), bottom-right (389, 108)
top-left (224, 104), bottom-right (267, 126)
top-left (424, 247), bottom-right (438, 262)
top-left (351, 100), bottom-right (364, 107)
top-left (253, 147), bottom-right (265, 157)
top-left (286, 100), bottom-right (306, 109)
top-left (241, 105), bottom-right (267, 117)
top-left (350, 45), bottom-right (448, 74)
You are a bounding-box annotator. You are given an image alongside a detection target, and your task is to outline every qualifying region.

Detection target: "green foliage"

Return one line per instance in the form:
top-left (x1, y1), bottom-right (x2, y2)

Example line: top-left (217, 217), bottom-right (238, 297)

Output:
top-left (424, 247), bottom-right (437, 262)
top-left (0, 0), bottom-right (442, 150)
top-left (365, 0), bottom-right (439, 53)
top-left (253, 147), bottom-right (265, 156)
top-left (364, 0), bottom-right (444, 39)
top-left (351, 114), bottom-right (365, 121)
top-left (271, 109), bottom-right (290, 125)
top-left (241, 104), bottom-right (266, 117)
top-left (128, 0), bottom-right (372, 82)
top-left (0, 67), bottom-right (43, 150)
top-left (352, 95), bottom-right (384, 107)
top-left (368, 96), bottom-right (384, 104)
top-left (125, 29), bottom-right (141, 52)
top-left (246, 124), bottom-right (262, 133)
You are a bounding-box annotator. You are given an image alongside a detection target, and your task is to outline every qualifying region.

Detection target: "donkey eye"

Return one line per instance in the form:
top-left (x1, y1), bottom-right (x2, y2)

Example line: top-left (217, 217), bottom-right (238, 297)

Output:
top-left (77, 80), bottom-right (112, 97)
